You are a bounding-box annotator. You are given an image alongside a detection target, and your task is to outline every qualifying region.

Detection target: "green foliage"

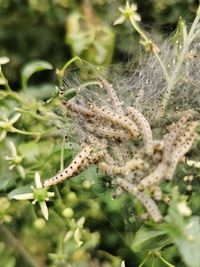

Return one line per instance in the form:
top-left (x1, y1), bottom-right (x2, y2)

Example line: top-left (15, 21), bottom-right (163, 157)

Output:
top-left (0, 1), bottom-right (200, 267)
top-left (21, 60), bottom-right (53, 92)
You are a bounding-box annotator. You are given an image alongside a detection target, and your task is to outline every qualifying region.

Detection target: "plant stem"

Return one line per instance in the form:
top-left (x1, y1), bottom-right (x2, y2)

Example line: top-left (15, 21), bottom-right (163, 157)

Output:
top-left (60, 136), bottom-right (65, 171)
top-left (161, 6), bottom-right (200, 113)
top-left (138, 253), bottom-right (150, 267)
top-left (157, 253), bottom-right (175, 267)
top-left (14, 108), bottom-right (48, 121)
top-left (129, 18), bottom-right (169, 82)
top-left (0, 224), bottom-right (41, 267)
top-left (57, 56), bottom-right (83, 87)
top-left (13, 128), bottom-right (40, 136)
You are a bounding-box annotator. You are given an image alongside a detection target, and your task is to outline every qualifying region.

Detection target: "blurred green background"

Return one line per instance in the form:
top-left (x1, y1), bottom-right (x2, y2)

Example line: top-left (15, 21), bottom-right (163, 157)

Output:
top-left (0, 0), bottom-right (198, 87)
top-left (1, 1), bottom-right (200, 267)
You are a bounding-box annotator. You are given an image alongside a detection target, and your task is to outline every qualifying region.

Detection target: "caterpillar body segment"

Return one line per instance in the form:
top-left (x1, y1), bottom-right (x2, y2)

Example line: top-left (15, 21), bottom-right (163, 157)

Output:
top-left (117, 178), bottom-right (163, 223)
top-left (172, 121), bottom-right (198, 151)
top-left (43, 145), bottom-right (99, 188)
top-left (165, 133), bottom-right (197, 180)
top-left (63, 100), bottom-right (95, 117)
top-left (89, 104), bottom-right (140, 137)
top-left (153, 140), bottom-right (164, 152)
top-left (127, 107), bottom-right (153, 156)
top-left (137, 163), bottom-right (167, 190)
top-left (98, 162), bottom-right (128, 176)
top-left (98, 76), bottom-right (124, 115)
top-left (126, 158), bottom-right (149, 172)
top-left (186, 159), bottom-right (200, 168)
top-left (85, 124), bottom-right (132, 141)
top-left (162, 113), bottom-right (192, 163)
top-left (150, 186), bottom-right (162, 201)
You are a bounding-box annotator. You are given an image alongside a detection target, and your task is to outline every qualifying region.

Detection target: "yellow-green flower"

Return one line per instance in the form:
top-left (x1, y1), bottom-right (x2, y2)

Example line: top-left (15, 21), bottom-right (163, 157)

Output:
top-left (5, 141), bottom-right (25, 178)
top-left (0, 113), bottom-right (21, 141)
top-left (12, 172), bottom-right (54, 220)
top-left (0, 113), bottom-right (39, 141)
top-left (113, 1), bottom-right (141, 25)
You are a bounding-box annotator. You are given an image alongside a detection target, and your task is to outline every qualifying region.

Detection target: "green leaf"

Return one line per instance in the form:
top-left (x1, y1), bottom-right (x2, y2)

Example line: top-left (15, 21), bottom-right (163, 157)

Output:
top-left (131, 226), bottom-right (172, 252)
top-left (8, 186), bottom-right (32, 199)
top-left (160, 189), bottom-right (200, 267)
top-left (162, 216), bottom-right (200, 267)
top-left (0, 177), bottom-right (15, 192)
top-left (21, 60), bottom-right (53, 91)
top-left (66, 12), bottom-right (115, 66)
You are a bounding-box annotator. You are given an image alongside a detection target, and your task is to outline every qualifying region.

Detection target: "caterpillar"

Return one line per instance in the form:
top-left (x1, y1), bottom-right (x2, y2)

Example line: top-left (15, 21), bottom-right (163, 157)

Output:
top-left (137, 162), bottom-right (167, 190)
top-left (150, 185), bottom-right (162, 201)
top-left (89, 104), bottom-right (139, 137)
top-left (186, 159), bottom-right (200, 168)
top-left (127, 107), bottom-right (153, 156)
top-left (117, 178), bottom-right (162, 223)
top-left (162, 113), bottom-right (192, 163)
top-left (165, 132), bottom-right (197, 180)
top-left (98, 76), bottom-right (124, 115)
top-left (63, 100), bottom-right (95, 117)
top-left (153, 140), bottom-right (164, 152)
top-left (98, 162), bottom-right (128, 176)
top-left (126, 158), bottom-right (149, 172)
top-left (84, 124), bottom-right (132, 141)
top-left (172, 121), bottom-right (198, 151)
top-left (43, 145), bottom-right (95, 188)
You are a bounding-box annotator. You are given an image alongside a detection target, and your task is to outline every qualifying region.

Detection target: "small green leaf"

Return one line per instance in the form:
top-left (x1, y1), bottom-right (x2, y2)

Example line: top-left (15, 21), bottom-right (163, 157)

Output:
top-left (8, 186), bottom-right (32, 200)
top-left (63, 89), bottom-right (77, 101)
top-left (131, 226), bottom-right (171, 252)
top-left (21, 60), bottom-right (53, 92)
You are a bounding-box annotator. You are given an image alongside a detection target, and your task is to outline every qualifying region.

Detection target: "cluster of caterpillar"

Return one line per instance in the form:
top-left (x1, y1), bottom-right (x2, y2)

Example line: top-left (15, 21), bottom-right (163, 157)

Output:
top-left (138, 115), bottom-right (198, 190)
top-left (42, 76), bottom-right (199, 223)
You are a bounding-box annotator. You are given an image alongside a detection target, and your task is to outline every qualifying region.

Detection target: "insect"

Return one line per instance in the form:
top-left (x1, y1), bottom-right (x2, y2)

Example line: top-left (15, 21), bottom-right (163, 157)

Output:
top-left (42, 75), bottom-right (199, 223)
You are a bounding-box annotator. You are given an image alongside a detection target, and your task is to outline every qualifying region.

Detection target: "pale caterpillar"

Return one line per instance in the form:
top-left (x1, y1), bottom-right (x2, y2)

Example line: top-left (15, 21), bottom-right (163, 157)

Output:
top-left (98, 162), bottom-right (128, 175)
top-left (150, 186), bottom-right (162, 201)
top-left (84, 124), bottom-right (132, 141)
top-left (127, 107), bottom-right (153, 156)
top-left (153, 140), bottom-right (164, 152)
top-left (186, 159), bottom-right (200, 168)
top-left (63, 100), bottom-right (95, 117)
top-left (165, 132), bottom-right (197, 180)
top-left (43, 145), bottom-right (94, 188)
top-left (117, 178), bottom-right (163, 223)
top-left (162, 113), bottom-right (192, 163)
top-left (89, 104), bottom-right (139, 137)
top-left (137, 162), bottom-right (167, 190)
top-left (172, 121), bottom-right (198, 151)
top-left (98, 76), bottom-right (124, 115)
top-left (97, 77), bottom-right (132, 163)
top-left (125, 158), bottom-right (149, 172)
